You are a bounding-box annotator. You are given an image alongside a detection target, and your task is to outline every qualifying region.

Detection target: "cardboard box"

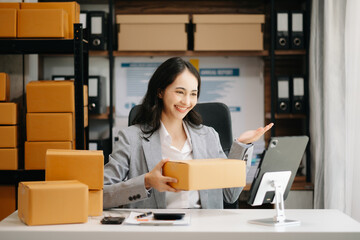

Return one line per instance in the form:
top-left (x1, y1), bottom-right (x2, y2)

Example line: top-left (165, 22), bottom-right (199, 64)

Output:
top-left (89, 190), bottom-right (103, 216)
top-left (0, 102), bottom-right (17, 125)
top-left (0, 126), bottom-right (17, 148)
top-left (25, 141), bottom-right (72, 170)
top-left (163, 158), bottom-right (246, 190)
top-left (18, 180), bottom-right (88, 226)
top-left (0, 148), bottom-right (18, 170)
top-left (0, 9), bottom-right (17, 38)
top-left (21, 2), bottom-right (80, 39)
top-left (18, 9), bottom-right (68, 38)
top-left (26, 80), bottom-right (75, 113)
top-left (116, 14), bottom-right (188, 51)
top-left (0, 72), bottom-right (10, 102)
top-left (45, 149), bottom-right (104, 190)
top-left (26, 113), bottom-right (74, 141)
top-left (0, 185), bottom-right (16, 221)
top-left (0, 3), bottom-right (20, 9)
top-left (193, 14), bottom-right (265, 50)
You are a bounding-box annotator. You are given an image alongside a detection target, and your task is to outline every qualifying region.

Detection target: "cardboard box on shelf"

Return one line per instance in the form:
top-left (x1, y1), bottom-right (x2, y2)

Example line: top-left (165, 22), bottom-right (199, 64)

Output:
top-left (26, 113), bottom-right (74, 142)
top-left (0, 102), bottom-right (17, 125)
top-left (0, 9), bottom-right (17, 38)
top-left (84, 106), bottom-right (88, 128)
top-left (26, 80), bottom-right (75, 113)
top-left (88, 189), bottom-right (103, 217)
top-left (0, 185), bottom-right (16, 221)
top-left (20, 2), bottom-right (80, 39)
top-left (116, 14), bottom-right (188, 51)
top-left (0, 73), bottom-right (10, 102)
top-left (0, 2), bottom-right (20, 9)
top-left (18, 180), bottom-right (88, 226)
top-left (0, 148), bottom-right (18, 170)
top-left (25, 141), bottom-right (73, 170)
top-left (193, 14), bottom-right (265, 51)
top-left (45, 149), bottom-right (104, 190)
top-left (18, 9), bottom-right (68, 38)
top-left (163, 158), bottom-right (246, 191)
top-left (0, 126), bottom-right (17, 148)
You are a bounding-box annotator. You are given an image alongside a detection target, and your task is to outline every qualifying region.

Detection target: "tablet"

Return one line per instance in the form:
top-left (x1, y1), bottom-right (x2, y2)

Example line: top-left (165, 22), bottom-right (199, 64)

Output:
top-left (248, 136), bottom-right (309, 205)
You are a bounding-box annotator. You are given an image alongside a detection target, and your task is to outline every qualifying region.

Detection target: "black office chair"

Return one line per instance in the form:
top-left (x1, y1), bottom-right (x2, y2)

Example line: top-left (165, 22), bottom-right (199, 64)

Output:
top-left (128, 102), bottom-right (233, 155)
top-left (128, 102), bottom-right (237, 209)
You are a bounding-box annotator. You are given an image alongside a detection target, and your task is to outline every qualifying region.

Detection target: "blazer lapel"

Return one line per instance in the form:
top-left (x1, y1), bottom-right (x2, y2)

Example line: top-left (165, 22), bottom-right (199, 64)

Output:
top-left (141, 130), bottom-right (166, 208)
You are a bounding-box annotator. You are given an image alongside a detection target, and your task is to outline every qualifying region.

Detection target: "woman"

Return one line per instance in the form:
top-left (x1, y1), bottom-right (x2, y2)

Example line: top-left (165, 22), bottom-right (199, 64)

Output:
top-left (103, 57), bottom-right (273, 209)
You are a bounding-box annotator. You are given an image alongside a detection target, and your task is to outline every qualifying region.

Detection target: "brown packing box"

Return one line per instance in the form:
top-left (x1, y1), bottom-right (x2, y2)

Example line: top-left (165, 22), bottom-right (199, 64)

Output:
top-left (89, 190), bottom-right (103, 217)
top-left (163, 158), bottom-right (246, 191)
top-left (26, 80), bottom-right (75, 113)
top-left (25, 141), bottom-right (72, 170)
top-left (0, 148), bottom-right (18, 170)
top-left (0, 3), bottom-right (20, 9)
top-left (0, 102), bottom-right (18, 125)
top-left (0, 126), bottom-right (17, 148)
top-left (18, 9), bottom-right (68, 38)
top-left (116, 14), bottom-right (188, 51)
top-left (0, 185), bottom-right (16, 221)
top-left (18, 180), bottom-right (88, 226)
top-left (26, 113), bottom-right (74, 141)
top-left (21, 2), bottom-right (80, 39)
top-left (0, 9), bottom-right (17, 38)
top-left (0, 72), bottom-right (10, 102)
top-left (193, 14), bottom-right (265, 51)
top-left (45, 149), bottom-right (104, 190)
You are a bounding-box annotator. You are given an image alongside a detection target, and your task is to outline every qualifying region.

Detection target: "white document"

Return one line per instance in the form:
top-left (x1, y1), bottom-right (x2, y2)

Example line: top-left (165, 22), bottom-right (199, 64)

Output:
top-left (124, 211), bottom-right (190, 226)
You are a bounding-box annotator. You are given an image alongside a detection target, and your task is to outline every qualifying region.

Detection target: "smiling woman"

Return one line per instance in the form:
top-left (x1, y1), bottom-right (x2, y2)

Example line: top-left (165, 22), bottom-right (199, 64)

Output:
top-left (103, 57), bottom-right (272, 210)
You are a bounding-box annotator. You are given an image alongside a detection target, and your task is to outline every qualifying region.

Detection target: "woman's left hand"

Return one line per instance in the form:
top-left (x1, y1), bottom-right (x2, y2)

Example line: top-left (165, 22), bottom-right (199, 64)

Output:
top-left (237, 123), bottom-right (274, 144)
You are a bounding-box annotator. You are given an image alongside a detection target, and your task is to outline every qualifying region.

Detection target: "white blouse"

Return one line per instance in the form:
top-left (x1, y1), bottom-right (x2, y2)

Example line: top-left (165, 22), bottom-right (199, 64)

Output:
top-left (159, 121), bottom-right (201, 209)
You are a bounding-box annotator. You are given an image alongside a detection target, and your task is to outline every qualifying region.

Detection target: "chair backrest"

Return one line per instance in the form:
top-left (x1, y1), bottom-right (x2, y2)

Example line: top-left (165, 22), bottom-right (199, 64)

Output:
top-left (128, 102), bottom-right (233, 155)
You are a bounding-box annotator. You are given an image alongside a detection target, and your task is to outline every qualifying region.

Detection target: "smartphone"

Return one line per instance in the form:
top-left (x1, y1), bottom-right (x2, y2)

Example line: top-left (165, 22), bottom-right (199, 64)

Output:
top-left (153, 213), bottom-right (185, 220)
top-left (100, 216), bottom-right (125, 224)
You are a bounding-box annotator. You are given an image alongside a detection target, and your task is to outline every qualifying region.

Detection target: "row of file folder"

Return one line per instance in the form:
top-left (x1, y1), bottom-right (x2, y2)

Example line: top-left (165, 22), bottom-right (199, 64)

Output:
top-left (80, 11), bottom-right (107, 50)
top-left (277, 76), bottom-right (306, 114)
top-left (276, 11), bottom-right (305, 49)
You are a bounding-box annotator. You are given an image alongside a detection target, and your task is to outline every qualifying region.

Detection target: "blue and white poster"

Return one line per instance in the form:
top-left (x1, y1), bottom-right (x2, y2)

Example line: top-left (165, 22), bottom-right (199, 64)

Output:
top-left (115, 56), bottom-right (264, 140)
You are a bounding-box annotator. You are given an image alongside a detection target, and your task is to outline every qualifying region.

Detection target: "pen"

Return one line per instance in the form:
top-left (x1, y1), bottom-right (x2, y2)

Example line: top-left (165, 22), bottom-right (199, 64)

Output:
top-left (136, 212), bottom-right (153, 219)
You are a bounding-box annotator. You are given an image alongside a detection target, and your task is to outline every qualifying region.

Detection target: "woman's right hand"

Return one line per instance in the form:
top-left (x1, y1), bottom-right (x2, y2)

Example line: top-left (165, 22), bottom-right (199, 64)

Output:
top-left (144, 158), bottom-right (179, 192)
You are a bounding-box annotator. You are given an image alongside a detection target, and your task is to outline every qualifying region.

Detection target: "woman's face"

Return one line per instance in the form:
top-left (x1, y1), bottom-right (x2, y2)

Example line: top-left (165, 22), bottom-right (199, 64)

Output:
top-left (160, 69), bottom-right (198, 123)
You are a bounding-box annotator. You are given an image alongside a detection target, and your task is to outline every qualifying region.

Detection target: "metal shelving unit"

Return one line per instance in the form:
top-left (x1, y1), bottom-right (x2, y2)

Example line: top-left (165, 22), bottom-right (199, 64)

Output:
top-left (0, 23), bottom-right (89, 184)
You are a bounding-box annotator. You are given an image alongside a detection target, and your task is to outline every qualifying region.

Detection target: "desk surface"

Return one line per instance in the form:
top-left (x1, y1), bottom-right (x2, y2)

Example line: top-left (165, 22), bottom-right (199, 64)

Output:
top-left (1, 209), bottom-right (359, 240)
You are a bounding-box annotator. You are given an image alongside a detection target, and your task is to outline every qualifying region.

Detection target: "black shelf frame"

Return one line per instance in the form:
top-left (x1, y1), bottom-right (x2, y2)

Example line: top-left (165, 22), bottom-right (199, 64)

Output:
top-left (269, 0), bottom-right (312, 182)
top-left (0, 24), bottom-right (89, 184)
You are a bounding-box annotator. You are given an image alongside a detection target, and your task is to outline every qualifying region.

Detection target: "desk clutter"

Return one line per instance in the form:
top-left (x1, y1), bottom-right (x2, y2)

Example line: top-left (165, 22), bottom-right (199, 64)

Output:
top-left (0, 72), bottom-right (18, 170)
top-left (18, 149), bottom-right (104, 226)
top-left (0, 2), bottom-right (80, 39)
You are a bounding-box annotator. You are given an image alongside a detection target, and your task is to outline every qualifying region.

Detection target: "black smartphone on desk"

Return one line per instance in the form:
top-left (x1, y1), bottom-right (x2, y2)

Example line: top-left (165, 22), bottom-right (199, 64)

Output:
top-left (101, 216), bottom-right (125, 224)
top-left (153, 213), bottom-right (185, 220)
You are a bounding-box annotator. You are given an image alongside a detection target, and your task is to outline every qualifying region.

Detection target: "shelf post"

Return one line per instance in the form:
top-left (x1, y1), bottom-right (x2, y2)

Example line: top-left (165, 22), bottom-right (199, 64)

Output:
top-left (74, 23), bottom-right (85, 150)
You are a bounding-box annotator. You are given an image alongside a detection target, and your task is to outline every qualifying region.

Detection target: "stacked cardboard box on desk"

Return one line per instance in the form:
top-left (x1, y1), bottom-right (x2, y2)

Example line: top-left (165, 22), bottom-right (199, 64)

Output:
top-left (18, 149), bottom-right (104, 226)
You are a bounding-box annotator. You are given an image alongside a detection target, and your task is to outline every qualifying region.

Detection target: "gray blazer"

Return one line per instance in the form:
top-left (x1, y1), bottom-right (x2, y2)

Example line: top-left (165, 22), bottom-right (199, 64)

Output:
top-left (103, 122), bottom-right (253, 209)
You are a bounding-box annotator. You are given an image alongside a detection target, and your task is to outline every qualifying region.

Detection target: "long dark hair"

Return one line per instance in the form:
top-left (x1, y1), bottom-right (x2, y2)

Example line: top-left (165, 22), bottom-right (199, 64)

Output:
top-left (132, 57), bottom-right (202, 136)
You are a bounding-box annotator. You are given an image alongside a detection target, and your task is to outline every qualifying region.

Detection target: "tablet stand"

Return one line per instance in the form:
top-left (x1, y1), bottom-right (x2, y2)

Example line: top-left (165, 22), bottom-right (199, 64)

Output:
top-left (248, 171), bottom-right (300, 227)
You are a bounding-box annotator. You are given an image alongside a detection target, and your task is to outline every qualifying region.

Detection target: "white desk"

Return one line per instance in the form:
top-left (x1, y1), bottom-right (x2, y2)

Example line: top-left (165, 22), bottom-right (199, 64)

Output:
top-left (1, 209), bottom-right (359, 240)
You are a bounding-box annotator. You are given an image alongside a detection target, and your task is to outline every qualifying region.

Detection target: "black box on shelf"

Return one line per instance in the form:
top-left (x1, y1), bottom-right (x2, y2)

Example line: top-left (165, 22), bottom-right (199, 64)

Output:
top-left (276, 76), bottom-right (291, 113)
top-left (291, 75), bottom-right (306, 114)
top-left (290, 11), bottom-right (304, 49)
top-left (89, 75), bottom-right (107, 115)
top-left (88, 11), bottom-right (107, 51)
